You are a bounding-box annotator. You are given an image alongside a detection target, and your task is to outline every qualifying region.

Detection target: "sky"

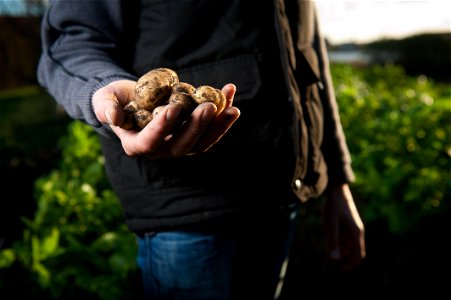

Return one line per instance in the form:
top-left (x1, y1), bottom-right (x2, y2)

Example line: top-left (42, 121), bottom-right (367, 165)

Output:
top-left (315, 0), bottom-right (451, 44)
top-left (1, 0), bottom-right (450, 44)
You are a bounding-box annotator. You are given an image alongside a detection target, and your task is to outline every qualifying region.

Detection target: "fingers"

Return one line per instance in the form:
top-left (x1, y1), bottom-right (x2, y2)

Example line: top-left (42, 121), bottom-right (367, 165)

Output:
top-left (221, 83), bottom-right (237, 108)
top-left (92, 90), bottom-right (121, 125)
top-left (331, 221), bottom-right (366, 272)
top-left (325, 210), bottom-right (341, 263)
top-left (186, 83), bottom-right (239, 153)
top-left (105, 99), bottom-right (124, 126)
top-left (352, 244), bottom-right (366, 270)
top-left (106, 81), bottom-right (240, 159)
top-left (339, 230), bottom-right (366, 272)
top-left (191, 106), bottom-right (241, 153)
top-left (324, 192), bottom-right (341, 262)
top-left (168, 102), bottom-right (217, 156)
top-left (92, 80), bottom-right (136, 126)
top-left (154, 83), bottom-right (239, 156)
top-left (324, 184), bottom-right (366, 272)
top-left (112, 102), bottom-right (219, 158)
top-left (111, 104), bottom-right (182, 156)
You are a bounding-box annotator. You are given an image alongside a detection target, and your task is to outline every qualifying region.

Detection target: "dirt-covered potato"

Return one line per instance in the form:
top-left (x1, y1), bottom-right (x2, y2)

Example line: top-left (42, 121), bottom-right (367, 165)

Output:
top-left (169, 82), bottom-right (197, 114)
top-left (193, 85), bottom-right (226, 116)
top-left (133, 68), bottom-right (179, 111)
top-left (121, 68), bottom-right (227, 130)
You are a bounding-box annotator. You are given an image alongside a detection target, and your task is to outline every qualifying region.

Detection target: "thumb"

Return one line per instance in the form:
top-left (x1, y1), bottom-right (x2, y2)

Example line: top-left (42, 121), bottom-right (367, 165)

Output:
top-left (92, 88), bottom-right (124, 126)
top-left (95, 95), bottom-right (124, 126)
top-left (103, 99), bottom-right (123, 126)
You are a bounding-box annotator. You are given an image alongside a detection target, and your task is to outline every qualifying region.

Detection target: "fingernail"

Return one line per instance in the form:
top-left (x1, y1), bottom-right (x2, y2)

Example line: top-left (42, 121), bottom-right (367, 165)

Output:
top-left (105, 108), bottom-right (113, 125)
top-left (166, 106), bottom-right (181, 121)
top-left (227, 107), bottom-right (240, 119)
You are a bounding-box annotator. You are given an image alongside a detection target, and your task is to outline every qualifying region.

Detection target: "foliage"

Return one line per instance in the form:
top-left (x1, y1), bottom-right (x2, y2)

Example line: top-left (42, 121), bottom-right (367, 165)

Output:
top-left (0, 63), bottom-right (449, 296)
top-left (0, 121), bottom-right (140, 299)
top-left (331, 63), bottom-right (451, 233)
top-left (0, 86), bottom-right (71, 249)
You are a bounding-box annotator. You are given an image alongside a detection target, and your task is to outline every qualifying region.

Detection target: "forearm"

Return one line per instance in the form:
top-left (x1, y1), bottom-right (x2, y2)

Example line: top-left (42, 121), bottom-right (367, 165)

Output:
top-left (37, 0), bottom-right (137, 136)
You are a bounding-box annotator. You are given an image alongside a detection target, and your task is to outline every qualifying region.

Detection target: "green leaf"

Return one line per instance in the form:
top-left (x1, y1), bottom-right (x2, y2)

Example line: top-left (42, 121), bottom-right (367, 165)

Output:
top-left (0, 249), bottom-right (16, 268)
top-left (33, 261), bottom-right (51, 287)
top-left (40, 227), bottom-right (61, 260)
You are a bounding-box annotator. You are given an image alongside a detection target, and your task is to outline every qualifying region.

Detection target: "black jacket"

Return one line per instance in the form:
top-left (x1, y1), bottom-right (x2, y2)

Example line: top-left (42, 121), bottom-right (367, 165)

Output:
top-left (38, 0), bottom-right (355, 232)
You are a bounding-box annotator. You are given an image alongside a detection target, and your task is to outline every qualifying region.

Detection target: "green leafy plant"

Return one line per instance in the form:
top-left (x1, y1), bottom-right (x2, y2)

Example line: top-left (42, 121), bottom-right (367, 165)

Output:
top-left (1, 63), bottom-right (449, 297)
top-left (332, 63), bottom-right (451, 233)
top-left (0, 121), bottom-right (140, 299)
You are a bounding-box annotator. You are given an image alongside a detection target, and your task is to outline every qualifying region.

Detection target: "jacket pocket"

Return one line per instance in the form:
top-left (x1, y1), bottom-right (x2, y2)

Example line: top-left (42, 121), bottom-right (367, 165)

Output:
top-left (176, 54), bottom-right (261, 102)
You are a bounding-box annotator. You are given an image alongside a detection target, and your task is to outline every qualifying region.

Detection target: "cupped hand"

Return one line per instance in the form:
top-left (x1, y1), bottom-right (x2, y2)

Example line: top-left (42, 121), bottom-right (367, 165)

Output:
top-left (92, 80), bottom-right (240, 159)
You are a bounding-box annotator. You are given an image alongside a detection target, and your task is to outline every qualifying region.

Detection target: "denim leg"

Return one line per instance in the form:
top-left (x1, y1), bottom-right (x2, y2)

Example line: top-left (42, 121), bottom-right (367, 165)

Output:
top-left (137, 231), bottom-right (234, 300)
top-left (136, 203), bottom-right (300, 300)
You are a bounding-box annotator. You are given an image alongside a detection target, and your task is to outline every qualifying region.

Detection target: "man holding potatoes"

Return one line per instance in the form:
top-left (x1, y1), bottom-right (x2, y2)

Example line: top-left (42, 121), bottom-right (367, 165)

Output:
top-left (38, 0), bottom-right (366, 299)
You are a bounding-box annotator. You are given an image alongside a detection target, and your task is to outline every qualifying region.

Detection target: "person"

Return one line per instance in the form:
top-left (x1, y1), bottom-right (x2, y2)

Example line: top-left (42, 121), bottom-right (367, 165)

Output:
top-left (37, 0), bottom-right (366, 299)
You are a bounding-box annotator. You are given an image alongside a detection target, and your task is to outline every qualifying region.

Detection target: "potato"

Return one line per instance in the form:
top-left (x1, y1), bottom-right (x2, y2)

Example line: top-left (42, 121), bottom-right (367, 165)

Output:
top-left (168, 82), bottom-right (197, 116)
top-left (133, 68), bottom-right (179, 111)
top-left (193, 85), bottom-right (226, 116)
top-left (121, 68), bottom-right (226, 130)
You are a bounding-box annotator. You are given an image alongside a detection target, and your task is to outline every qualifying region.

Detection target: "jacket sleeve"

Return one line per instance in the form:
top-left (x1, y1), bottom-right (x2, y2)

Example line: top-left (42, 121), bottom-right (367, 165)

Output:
top-left (312, 7), bottom-right (356, 186)
top-left (37, 0), bottom-right (138, 137)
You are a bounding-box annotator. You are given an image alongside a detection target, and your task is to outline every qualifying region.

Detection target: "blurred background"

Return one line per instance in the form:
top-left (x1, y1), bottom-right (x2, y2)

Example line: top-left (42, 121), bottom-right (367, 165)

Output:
top-left (1, 0), bottom-right (450, 298)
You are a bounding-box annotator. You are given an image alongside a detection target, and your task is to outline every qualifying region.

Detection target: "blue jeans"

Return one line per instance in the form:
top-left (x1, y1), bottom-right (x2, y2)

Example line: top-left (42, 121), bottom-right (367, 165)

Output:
top-left (136, 204), bottom-right (299, 300)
